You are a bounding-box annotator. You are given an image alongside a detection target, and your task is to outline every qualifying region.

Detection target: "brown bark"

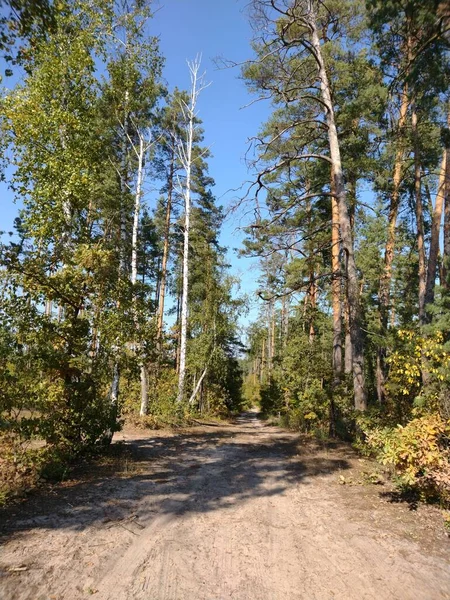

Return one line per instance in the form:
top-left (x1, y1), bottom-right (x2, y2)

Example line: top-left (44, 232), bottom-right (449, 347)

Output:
top-left (331, 174), bottom-right (342, 380)
top-left (412, 105), bottom-right (427, 325)
top-left (424, 152), bottom-right (446, 310)
top-left (376, 84), bottom-right (409, 403)
top-left (344, 279), bottom-right (352, 375)
top-left (310, 11), bottom-right (367, 410)
top-left (267, 303), bottom-right (273, 373)
top-left (308, 275), bottom-right (317, 344)
top-left (260, 337), bottom-right (266, 383)
top-left (271, 305), bottom-right (276, 366)
top-left (442, 118), bottom-right (450, 290)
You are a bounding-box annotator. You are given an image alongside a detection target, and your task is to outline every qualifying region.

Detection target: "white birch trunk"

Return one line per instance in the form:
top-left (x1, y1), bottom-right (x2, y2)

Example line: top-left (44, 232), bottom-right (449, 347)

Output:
top-left (131, 135), bottom-right (144, 288)
top-left (177, 133), bottom-right (192, 403)
top-left (189, 367), bottom-right (208, 405)
top-left (130, 134), bottom-right (151, 417)
top-left (176, 58), bottom-right (208, 404)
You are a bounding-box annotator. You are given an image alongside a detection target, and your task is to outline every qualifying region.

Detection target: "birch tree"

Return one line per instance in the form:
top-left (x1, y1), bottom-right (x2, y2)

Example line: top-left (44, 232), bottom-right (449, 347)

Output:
top-left (127, 126), bottom-right (155, 416)
top-left (101, 0), bottom-right (163, 415)
top-left (176, 57), bottom-right (210, 404)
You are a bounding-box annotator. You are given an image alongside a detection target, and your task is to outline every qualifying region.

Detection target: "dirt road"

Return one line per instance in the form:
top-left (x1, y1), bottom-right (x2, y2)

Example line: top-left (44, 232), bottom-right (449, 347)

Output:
top-left (1, 411), bottom-right (450, 600)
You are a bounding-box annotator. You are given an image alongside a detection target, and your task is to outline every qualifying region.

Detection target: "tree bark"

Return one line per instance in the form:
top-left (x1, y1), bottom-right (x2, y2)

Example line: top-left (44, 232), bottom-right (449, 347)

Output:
top-left (377, 83), bottom-right (409, 403)
top-left (331, 173), bottom-right (342, 380)
top-left (309, 10), bottom-right (367, 410)
top-left (177, 59), bottom-right (204, 403)
top-left (130, 134), bottom-right (151, 417)
top-left (442, 115), bottom-right (450, 290)
top-left (131, 136), bottom-right (144, 287)
top-left (139, 364), bottom-right (149, 416)
top-left (411, 104), bottom-right (427, 325)
top-left (260, 337), bottom-right (265, 384)
top-left (189, 367), bottom-right (208, 405)
top-left (156, 150), bottom-right (175, 347)
top-left (425, 151), bottom-right (446, 310)
top-left (308, 274), bottom-right (317, 344)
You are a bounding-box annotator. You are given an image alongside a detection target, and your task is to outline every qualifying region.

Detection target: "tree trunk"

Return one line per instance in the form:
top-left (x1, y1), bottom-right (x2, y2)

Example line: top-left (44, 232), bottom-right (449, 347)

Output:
top-left (425, 151), bottom-right (446, 310)
top-left (177, 170), bottom-right (191, 403)
top-left (331, 174), bottom-right (342, 380)
top-left (260, 337), bottom-right (265, 384)
top-left (344, 295), bottom-right (352, 374)
top-left (308, 274), bottom-right (317, 344)
top-left (175, 270), bottom-right (182, 374)
top-left (377, 83), bottom-right (409, 403)
top-left (131, 136), bottom-right (144, 287)
top-left (110, 90), bottom-right (130, 414)
top-left (177, 60), bottom-right (203, 403)
top-left (412, 104), bottom-right (427, 325)
top-left (271, 304), bottom-right (276, 363)
top-left (156, 151), bottom-right (175, 347)
top-left (130, 134), bottom-right (151, 417)
top-left (139, 364), bottom-right (149, 416)
top-left (189, 367), bottom-right (208, 405)
top-left (110, 362), bottom-right (120, 418)
top-left (442, 117), bottom-right (450, 290)
top-left (310, 12), bottom-right (367, 410)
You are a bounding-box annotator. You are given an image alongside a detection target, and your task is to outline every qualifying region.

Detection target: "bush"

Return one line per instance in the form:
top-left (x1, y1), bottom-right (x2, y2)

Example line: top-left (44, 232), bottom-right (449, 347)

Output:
top-left (0, 431), bottom-right (75, 505)
top-left (365, 414), bottom-right (450, 504)
top-left (385, 330), bottom-right (450, 421)
top-left (284, 379), bottom-right (330, 434)
top-left (259, 378), bottom-right (283, 417)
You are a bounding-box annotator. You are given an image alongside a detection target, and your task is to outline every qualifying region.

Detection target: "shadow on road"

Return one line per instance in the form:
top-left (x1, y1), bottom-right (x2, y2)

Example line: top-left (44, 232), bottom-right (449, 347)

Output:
top-left (0, 413), bottom-right (351, 540)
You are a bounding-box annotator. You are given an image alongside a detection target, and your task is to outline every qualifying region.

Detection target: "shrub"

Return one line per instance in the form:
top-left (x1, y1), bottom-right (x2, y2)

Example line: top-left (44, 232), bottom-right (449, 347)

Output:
top-left (385, 330), bottom-right (450, 421)
top-left (365, 414), bottom-right (450, 504)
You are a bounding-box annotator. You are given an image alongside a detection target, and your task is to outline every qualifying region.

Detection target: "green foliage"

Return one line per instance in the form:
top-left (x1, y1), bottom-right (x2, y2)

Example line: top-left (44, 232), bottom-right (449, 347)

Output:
top-left (384, 330), bottom-right (450, 420)
top-left (259, 378), bottom-right (284, 417)
top-left (365, 415), bottom-right (450, 504)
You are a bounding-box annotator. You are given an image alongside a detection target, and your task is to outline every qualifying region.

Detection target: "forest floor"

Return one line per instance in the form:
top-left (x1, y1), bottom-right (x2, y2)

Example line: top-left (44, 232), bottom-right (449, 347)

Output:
top-left (1, 410), bottom-right (450, 600)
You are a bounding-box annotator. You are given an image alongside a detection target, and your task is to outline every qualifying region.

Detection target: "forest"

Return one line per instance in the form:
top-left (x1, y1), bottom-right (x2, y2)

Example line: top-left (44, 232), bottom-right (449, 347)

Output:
top-left (0, 0), bottom-right (450, 512)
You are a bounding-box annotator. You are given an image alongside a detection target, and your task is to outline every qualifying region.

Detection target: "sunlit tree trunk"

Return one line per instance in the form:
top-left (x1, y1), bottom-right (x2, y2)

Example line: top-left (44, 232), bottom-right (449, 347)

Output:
top-left (441, 114), bottom-right (450, 291)
top-left (128, 133), bottom-right (151, 417)
top-left (425, 151), bottom-right (447, 311)
top-left (177, 58), bottom-right (206, 403)
top-left (376, 83), bottom-right (409, 403)
top-left (331, 174), bottom-right (342, 380)
top-left (260, 337), bottom-right (266, 383)
top-left (412, 104), bottom-right (427, 325)
top-left (309, 9), bottom-right (367, 410)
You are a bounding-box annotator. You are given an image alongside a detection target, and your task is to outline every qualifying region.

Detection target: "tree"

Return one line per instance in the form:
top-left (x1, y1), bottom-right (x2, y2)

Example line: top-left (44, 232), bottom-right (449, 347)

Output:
top-left (176, 57), bottom-right (209, 404)
top-left (244, 0), bottom-right (368, 409)
top-left (0, 0), bottom-right (121, 446)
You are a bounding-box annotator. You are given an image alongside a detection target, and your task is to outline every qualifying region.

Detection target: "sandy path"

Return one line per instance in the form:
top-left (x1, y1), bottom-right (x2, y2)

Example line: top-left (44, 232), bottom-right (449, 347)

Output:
top-left (1, 411), bottom-right (449, 600)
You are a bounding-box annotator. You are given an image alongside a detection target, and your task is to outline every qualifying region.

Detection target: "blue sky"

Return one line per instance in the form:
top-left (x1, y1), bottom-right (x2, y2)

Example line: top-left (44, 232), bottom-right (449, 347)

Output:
top-left (0, 0), bottom-right (268, 327)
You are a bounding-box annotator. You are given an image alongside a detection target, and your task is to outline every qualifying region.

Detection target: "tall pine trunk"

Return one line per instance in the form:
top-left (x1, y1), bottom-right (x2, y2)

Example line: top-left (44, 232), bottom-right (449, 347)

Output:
top-left (441, 113), bottom-right (450, 291)
top-left (424, 151), bottom-right (447, 310)
top-left (310, 9), bottom-right (367, 410)
top-left (331, 174), bottom-right (342, 381)
top-left (377, 84), bottom-right (409, 403)
top-left (412, 104), bottom-right (427, 325)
